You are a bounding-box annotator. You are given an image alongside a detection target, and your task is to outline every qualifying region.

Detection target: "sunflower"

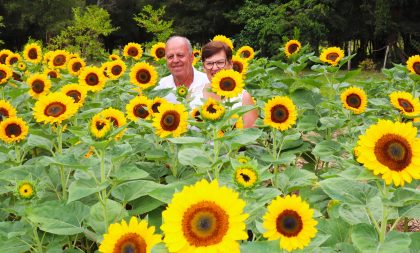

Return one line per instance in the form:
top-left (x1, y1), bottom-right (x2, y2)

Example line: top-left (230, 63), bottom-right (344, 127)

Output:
top-left (236, 155), bottom-right (250, 164)
top-left (17, 61), bottom-right (27, 71)
top-left (236, 46), bottom-right (255, 61)
top-left (0, 100), bottom-right (17, 122)
top-left (231, 55), bottom-right (248, 78)
top-left (150, 97), bottom-right (168, 114)
top-left (212, 35), bottom-right (234, 50)
top-left (161, 179), bottom-right (248, 253)
top-left (126, 96), bottom-right (152, 121)
top-left (340, 86), bottom-right (368, 114)
top-left (5, 53), bottom-right (21, 66)
top-left (389, 91), bottom-right (420, 117)
top-left (109, 54), bottom-right (121, 61)
top-left (264, 96), bottom-right (298, 131)
top-left (79, 66), bottom-right (107, 92)
top-left (42, 51), bottom-right (54, 65)
top-left (320, 47), bottom-right (345, 66)
top-left (354, 120), bottom-right (420, 187)
top-left (129, 62), bottom-right (158, 90)
top-left (233, 164), bottom-right (258, 189)
top-left (152, 103), bottom-right (188, 138)
top-left (99, 217), bottom-right (161, 253)
top-left (0, 49), bottom-right (12, 64)
top-left (201, 98), bottom-right (225, 121)
top-left (190, 108), bottom-right (203, 122)
top-left (263, 195), bottom-right (317, 252)
top-left (284, 40), bottom-right (302, 58)
top-left (0, 64), bottom-right (13, 85)
top-left (67, 57), bottom-right (86, 76)
top-left (27, 73), bottom-right (52, 99)
top-left (406, 55), bottom-right (420, 75)
top-left (90, 114), bottom-right (112, 139)
top-left (99, 108), bottom-right (127, 128)
top-left (124, 42), bottom-right (143, 60)
top-left (176, 85), bottom-right (188, 98)
top-left (12, 72), bottom-right (22, 82)
top-left (0, 117), bottom-right (29, 143)
top-left (23, 43), bottom-right (42, 63)
top-left (60, 84), bottom-right (88, 105)
top-left (44, 68), bottom-right (60, 79)
top-left (192, 49), bottom-right (201, 66)
top-left (33, 92), bottom-right (78, 124)
top-left (17, 181), bottom-right (35, 199)
top-left (105, 60), bottom-right (126, 80)
top-left (150, 42), bottom-right (166, 61)
top-left (231, 114), bottom-right (244, 129)
top-left (48, 50), bottom-right (69, 69)
top-left (211, 69), bottom-right (244, 99)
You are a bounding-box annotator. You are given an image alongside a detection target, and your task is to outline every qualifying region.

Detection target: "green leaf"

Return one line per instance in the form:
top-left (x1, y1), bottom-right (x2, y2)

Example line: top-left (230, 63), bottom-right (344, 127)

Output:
top-left (166, 137), bottom-right (206, 144)
top-left (386, 188), bottom-right (420, 207)
top-left (0, 237), bottom-right (30, 253)
top-left (297, 114), bottom-right (319, 131)
top-left (240, 240), bottom-right (280, 253)
top-left (129, 196), bottom-right (164, 215)
top-left (276, 167), bottom-right (317, 193)
top-left (317, 218), bottom-right (351, 246)
top-left (177, 147), bottom-right (212, 169)
top-left (151, 243), bottom-right (170, 253)
top-left (111, 180), bottom-right (162, 202)
top-left (27, 134), bottom-right (54, 151)
top-left (319, 178), bottom-right (379, 205)
top-left (398, 203), bottom-right (420, 219)
top-left (312, 140), bottom-right (342, 162)
top-left (223, 128), bottom-right (262, 149)
top-left (335, 69), bottom-right (361, 82)
top-left (111, 164), bottom-right (149, 181)
top-left (149, 179), bottom-right (195, 203)
top-left (67, 179), bottom-right (109, 204)
top-left (87, 199), bottom-right (127, 235)
top-left (409, 232), bottom-right (420, 253)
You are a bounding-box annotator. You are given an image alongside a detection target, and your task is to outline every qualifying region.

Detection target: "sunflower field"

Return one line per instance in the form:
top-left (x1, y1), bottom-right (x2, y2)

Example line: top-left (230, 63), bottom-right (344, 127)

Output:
top-left (0, 37), bottom-right (419, 253)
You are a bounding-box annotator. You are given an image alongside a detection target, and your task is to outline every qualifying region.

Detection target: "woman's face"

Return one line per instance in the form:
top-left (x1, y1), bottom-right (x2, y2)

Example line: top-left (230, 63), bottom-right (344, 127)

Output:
top-left (203, 50), bottom-right (233, 80)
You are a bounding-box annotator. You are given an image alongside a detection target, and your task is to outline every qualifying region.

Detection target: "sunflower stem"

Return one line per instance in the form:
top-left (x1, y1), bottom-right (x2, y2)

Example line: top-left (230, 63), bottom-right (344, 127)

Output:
top-left (98, 148), bottom-right (109, 229)
top-left (56, 124), bottom-right (68, 200)
top-left (169, 141), bottom-right (178, 177)
top-left (365, 207), bottom-right (381, 235)
top-left (213, 128), bottom-right (221, 179)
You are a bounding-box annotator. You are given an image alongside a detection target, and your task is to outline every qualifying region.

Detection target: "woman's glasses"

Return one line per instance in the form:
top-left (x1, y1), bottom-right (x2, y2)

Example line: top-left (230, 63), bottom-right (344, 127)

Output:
top-left (203, 59), bottom-right (227, 70)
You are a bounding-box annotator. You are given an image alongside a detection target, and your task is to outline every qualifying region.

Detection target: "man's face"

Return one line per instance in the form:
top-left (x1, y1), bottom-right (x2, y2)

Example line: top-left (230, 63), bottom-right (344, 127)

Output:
top-left (165, 39), bottom-right (194, 79)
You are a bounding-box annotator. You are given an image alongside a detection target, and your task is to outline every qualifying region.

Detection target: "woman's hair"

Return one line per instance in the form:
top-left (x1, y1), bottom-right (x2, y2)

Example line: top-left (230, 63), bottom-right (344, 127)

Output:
top-left (201, 41), bottom-right (232, 62)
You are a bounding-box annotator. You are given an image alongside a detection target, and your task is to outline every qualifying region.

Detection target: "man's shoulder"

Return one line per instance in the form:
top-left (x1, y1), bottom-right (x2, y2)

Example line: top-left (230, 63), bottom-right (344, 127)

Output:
top-left (156, 74), bottom-right (175, 89)
top-left (192, 68), bottom-right (209, 84)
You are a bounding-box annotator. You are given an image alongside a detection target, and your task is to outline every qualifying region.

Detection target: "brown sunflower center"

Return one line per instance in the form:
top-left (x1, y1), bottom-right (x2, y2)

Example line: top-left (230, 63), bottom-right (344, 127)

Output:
top-left (96, 121), bottom-right (106, 130)
top-left (133, 104), bottom-right (149, 119)
top-left (233, 62), bottom-right (243, 73)
top-left (0, 70), bottom-right (6, 80)
top-left (47, 71), bottom-right (58, 79)
top-left (128, 47), bottom-right (139, 57)
top-left (374, 134), bottom-right (412, 171)
top-left (28, 48), bottom-right (38, 59)
top-left (276, 210), bottom-right (303, 237)
top-left (72, 62), bottom-right (82, 72)
top-left (111, 65), bottom-right (123, 76)
top-left (194, 52), bottom-right (200, 57)
top-left (219, 77), bottom-right (236, 91)
top-left (346, 94), bottom-right (362, 108)
top-left (160, 111), bottom-right (180, 131)
top-left (397, 98), bottom-right (414, 112)
top-left (9, 57), bottom-right (18, 65)
top-left (0, 54), bottom-right (8, 64)
top-left (13, 72), bottom-right (22, 81)
top-left (326, 52), bottom-right (339, 62)
top-left (156, 48), bottom-right (165, 58)
top-left (206, 104), bottom-right (217, 114)
top-left (242, 50), bottom-right (251, 58)
top-left (85, 73), bottom-right (99, 86)
top-left (288, 44), bottom-right (299, 54)
top-left (112, 232), bottom-right (147, 253)
top-left (66, 90), bottom-right (81, 103)
top-left (240, 172), bottom-right (250, 182)
top-left (413, 62), bottom-right (420, 75)
top-left (5, 123), bottom-right (22, 138)
top-left (44, 102), bottom-right (66, 117)
top-left (53, 54), bottom-right (66, 67)
top-left (271, 105), bottom-right (289, 123)
top-left (182, 201), bottom-right (229, 247)
top-left (108, 117), bottom-right (119, 127)
top-left (0, 108), bottom-right (9, 121)
top-left (193, 110), bottom-right (202, 122)
top-left (136, 70), bottom-right (151, 84)
top-left (32, 80), bottom-right (45, 94)
top-left (151, 102), bottom-right (161, 113)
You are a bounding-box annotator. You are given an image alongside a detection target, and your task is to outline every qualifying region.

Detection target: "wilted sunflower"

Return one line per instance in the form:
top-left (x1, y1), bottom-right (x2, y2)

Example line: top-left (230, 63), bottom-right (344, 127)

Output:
top-left (99, 216), bottom-right (161, 253)
top-left (126, 95), bottom-right (152, 121)
top-left (60, 84), bottom-right (87, 105)
top-left (150, 42), bottom-right (166, 61)
top-left (284, 40), bottom-right (302, 58)
top-left (44, 68), bottom-right (60, 79)
top-left (0, 64), bottom-right (13, 85)
top-left (79, 66), bottom-right (107, 92)
top-left (17, 61), bottom-right (27, 71)
top-left (90, 114), bottom-right (112, 139)
top-left (355, 120), bottom-right (420, 187)
top-left (263, 195), bottom-right (317, 252)
top-left (48, 50), bottom-right (69, 69)
top-left (236, 46), bottom-right (255, 61)
top-left (320, 47), bottom-right (345, 66)
top-left (213, 35), bottom-right (234, 50)
top-left (150, 97), bottom-right (168, 114)
top-left (231, 55), bottom-right (248, 78)
top-left (264, 96), bottom-right (298, 131)
top-left (406, 55), bottom-right (420, 75)
top-left (5, 53), bottom-right (21, 66)
top-left (67, 57), bottom-right (86, 76)
top-left (105, 60), bottom-right (126, 80)
top-left (152, 103), bottom-right (188, 138)
top-left (190, 108), bottom-right (203, 122)
top-left (23, 43), bottom-right (42, 63)
top-left (211, 69), bottom-right (244, 99)
top-left (161, 179), bottom-right (248, 253)
top-left (201, 98), bottom-right (225, 121)
top-left (27, 73), bottom-right (52, 99)
top-left (234, 164), bottom-right (258, 189)
top-left (129, 62), bottom-right (158, 90)
top-left (0, 100), bottom-right (17, 122)
top-left (0, 49), bottom-right (12, 64)
top-left (176, 85), bottom-right (188, 97)
top-left (124, 42), bottom-right (143, 60)
top-left (109, 54), bottom-right (121, 61)
top-left (33, 92), bottom-right (78, 124)
top-left (340, 86), bottom-right (368, 114)
top-left (17, 181), bottom-right (35, 199)
top-left (389, 91), bottom-right (420, 117)
top-left (0, 117), bottom-right (29, 143)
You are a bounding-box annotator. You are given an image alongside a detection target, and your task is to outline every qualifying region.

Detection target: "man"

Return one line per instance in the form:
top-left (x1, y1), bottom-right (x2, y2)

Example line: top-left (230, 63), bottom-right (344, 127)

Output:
top-left (155, 36), bottom-right (209, 108)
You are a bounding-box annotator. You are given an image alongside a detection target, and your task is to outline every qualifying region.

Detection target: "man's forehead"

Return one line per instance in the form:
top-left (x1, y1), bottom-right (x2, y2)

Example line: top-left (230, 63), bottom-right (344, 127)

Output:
top-left (166, 40), bottom-right (188, 52)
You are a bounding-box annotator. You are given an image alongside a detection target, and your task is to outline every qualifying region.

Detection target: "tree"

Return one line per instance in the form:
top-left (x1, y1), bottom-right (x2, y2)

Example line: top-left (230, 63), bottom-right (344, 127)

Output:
top-left (0, 16), bottom-right (4, 47)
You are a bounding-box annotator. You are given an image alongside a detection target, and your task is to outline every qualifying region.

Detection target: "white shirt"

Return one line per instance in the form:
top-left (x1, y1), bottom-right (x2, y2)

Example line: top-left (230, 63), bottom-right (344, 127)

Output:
top-left (155, 67), bottom-right (209, 109)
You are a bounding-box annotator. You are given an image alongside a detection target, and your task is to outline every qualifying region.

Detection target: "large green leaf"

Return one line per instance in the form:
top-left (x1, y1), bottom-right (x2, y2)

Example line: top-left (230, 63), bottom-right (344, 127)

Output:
top-left (317, 218), bottom-right (351, 246)
top-left (111, 180), bottom-right (162, 202)
top-left (67, 178), bottom-right (109, 204)
top-left (276, 167), bottom-right (317, 193)
top-left (87, 199), bottom-right (127, 236)
top-left (177, 147), bottom-right (212, 169)
top-left (319, 178), bottom-right (379, 205)
top-left (0, 237), bottom-right (31, 253)
top-left (26, 134), bottom-right (54, 152)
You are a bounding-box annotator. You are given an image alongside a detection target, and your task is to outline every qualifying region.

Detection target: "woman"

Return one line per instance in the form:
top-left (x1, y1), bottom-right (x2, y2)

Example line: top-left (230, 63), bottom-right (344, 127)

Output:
top-left (201, 41), bottom-right (258, 128)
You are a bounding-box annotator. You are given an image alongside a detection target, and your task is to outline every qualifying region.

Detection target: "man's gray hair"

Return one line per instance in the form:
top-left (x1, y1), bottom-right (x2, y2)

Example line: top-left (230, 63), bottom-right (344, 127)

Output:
top-left (166, 36), bottom-right (193, 54)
